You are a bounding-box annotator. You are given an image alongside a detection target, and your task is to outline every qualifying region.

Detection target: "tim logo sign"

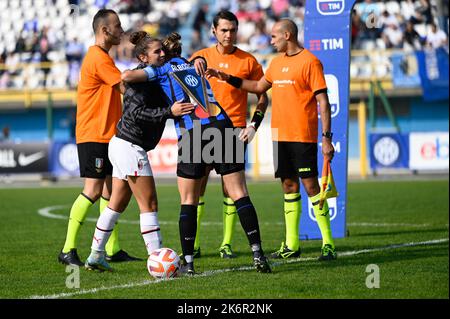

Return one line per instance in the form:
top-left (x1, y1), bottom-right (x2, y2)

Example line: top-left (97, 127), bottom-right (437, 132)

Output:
top-left (317, 0), bottom-right (344, 15)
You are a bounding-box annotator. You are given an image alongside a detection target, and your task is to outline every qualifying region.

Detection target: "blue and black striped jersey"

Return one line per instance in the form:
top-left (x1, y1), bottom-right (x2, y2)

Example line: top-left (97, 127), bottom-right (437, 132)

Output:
top-left (143, 57), bottom-right (229, 138)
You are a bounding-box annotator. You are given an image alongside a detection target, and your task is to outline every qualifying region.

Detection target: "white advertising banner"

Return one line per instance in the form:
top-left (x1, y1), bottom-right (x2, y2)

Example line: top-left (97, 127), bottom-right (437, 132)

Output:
top-left (409, 132), bottom-right (449, 170)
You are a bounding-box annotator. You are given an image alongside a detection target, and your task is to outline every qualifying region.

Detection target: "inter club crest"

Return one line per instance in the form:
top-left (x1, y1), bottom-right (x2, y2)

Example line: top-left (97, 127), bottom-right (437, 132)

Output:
top-left (170, 67), bottom-right (221, 117)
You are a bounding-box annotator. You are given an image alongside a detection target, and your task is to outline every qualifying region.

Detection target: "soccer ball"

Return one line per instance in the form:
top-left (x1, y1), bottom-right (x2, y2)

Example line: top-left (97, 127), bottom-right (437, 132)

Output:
top-left (147, 248), bottom-right (180, 279)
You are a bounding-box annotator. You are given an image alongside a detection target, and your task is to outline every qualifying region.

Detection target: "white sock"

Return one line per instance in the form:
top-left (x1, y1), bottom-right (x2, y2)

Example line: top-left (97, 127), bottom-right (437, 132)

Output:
top-left (91, 207), bottom-right (121, 252)
top-left (140, 212), bottom-right (162, 255)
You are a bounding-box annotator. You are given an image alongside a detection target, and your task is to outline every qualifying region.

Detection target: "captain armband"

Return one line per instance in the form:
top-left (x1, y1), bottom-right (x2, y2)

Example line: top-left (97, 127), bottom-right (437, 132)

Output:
top-left (226, 75), bottom-right (243, 89)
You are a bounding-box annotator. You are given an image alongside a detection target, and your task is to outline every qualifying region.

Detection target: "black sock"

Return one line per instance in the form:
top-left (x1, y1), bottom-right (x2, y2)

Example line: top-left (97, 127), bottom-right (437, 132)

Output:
top-left (235, 196), bottom-right (262, 248)
top-left (179, 204), bottom-right (197, 258)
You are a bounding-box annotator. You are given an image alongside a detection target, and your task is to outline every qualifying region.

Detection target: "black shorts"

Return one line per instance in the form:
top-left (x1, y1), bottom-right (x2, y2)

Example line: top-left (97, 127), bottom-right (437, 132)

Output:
top-left (177, 120), bottom-right (246, 179)
top-left (77, 142), bottom-right (113, 179)
top-left (273, 141), bottom-right (318, 179)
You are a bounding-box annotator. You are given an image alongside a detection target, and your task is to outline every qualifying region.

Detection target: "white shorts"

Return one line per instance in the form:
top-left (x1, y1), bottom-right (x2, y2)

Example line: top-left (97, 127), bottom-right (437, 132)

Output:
top-left (108, 136), bottom-right (153, 180)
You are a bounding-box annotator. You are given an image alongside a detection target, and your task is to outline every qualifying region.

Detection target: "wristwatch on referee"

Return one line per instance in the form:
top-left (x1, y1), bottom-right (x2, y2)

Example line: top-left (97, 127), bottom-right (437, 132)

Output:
top-left (322, 131), bottom-right (333, 140)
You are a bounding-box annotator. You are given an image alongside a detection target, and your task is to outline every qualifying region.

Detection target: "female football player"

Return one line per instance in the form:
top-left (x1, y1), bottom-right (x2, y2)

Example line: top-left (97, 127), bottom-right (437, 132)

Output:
top-left (85, 32), bottom-right (194, 271)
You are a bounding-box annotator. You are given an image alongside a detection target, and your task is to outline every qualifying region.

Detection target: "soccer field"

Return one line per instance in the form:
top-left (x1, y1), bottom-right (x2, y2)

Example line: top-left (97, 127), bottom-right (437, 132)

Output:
top-left (0, 179), bottom-right (448, 299)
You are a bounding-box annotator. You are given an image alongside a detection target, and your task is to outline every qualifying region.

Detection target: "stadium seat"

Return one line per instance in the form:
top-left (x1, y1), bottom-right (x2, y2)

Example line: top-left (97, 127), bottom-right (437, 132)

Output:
top-left (376, 38), bottom-right (387, 50)
top-left (361, 40), bottom-right (376, 51)
top-left (177, 0), bottom-right (194, 16)
top-left (9, 0), bottom-right (20, 10)
top-left (350, 64), bottom-right (359, 78)
top-left (375, 2), bottom-right (386, 14)
top-left (353, 3), bottom-right (362, 15)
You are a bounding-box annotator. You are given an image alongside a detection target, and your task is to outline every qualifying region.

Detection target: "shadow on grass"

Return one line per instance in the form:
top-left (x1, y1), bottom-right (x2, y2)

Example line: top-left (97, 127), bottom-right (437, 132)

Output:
top-left (275, 244), bottom-right (449, 272)
top-left (347, 227), bottom-right (449, 238)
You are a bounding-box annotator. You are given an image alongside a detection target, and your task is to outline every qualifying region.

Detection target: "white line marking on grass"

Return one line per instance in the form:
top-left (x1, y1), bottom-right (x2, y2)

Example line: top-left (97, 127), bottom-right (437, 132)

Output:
top-left (28, 238), bottom-right (448, 299)
top-left (347, 222), bottom-right (439, 228)
top-left (39, 206), bottom-right (448, 228)
top-left (37, 205), bottom-right (283, 226)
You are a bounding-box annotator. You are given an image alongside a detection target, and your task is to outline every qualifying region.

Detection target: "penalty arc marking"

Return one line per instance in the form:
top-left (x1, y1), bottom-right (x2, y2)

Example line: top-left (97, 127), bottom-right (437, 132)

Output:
top-left (37, 205), bottom-right (445, 228)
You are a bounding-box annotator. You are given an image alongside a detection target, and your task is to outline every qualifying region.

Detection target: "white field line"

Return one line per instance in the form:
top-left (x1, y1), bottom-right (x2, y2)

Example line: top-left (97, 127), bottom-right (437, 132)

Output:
top-left (38, 205), bottom-right (449, 228)
top-left (28, 238), bottom-right (448, 299)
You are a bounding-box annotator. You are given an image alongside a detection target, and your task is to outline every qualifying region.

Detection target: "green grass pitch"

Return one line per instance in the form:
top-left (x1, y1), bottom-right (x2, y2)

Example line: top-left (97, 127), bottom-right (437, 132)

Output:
top-left (0, 179), bottom-right (448, 299)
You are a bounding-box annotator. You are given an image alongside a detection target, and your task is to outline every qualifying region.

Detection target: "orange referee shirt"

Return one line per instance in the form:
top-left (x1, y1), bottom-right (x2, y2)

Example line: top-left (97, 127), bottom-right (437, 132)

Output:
top-left (191, 46), bottom-right (264, 127)
top-left (76, 46), bottom-right (122, 144)
top-left (265, 49), bottom-right (327, 143)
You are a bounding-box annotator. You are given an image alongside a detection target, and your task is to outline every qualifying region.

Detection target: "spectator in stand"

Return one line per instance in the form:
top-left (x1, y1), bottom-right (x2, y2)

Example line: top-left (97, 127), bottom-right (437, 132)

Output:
top-left (38, 28), bottom-right (51, 88)
top-left (402, 0), bottom-right (418, 22)
top-left (426, 22), bottom-right (448, 49)
top-left (352, 9), bottom-right (363, 49)
top-left (249, 20), bottom-right (273, 54)
top-left (382, 24), bottom-right (404, 48)
top-left (435, 0), bottom-right (449, 35)
top-left (160, 0), bottom-right (181, 36)
top-left (193, 3), bottom-right (209, 50)
top-left (417, 0), bottom-right (434, 25)
top-left (0, 51), bottom-right (5, 77)
top-left (0, 126), bottom-right (10, 142)
top-left (270, 0), bottom-right (290, 19)
top-left (379, 10), bottom-right (400, 30)
top-left (15, 30), bottom-right (27, 54)
top-left (215, 0), bottom-right (238, 13)
top-left (66, 37), bottom-right (84, 88)
top-left (358, 0), bottom-right (381, 24)
top-left (66, 37), bottom-right (84, 64)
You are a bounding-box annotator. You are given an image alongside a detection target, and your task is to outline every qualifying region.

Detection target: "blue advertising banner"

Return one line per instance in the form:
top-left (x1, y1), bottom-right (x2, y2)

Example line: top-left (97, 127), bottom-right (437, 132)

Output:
top-left (301, 0), bottom-right (356, 239)
top-left (416, 48), bottom-right (449, 102)
top-left (391, 52), bottom-right (421, 88)
top-left (369, 133), bottom-right (409, 169)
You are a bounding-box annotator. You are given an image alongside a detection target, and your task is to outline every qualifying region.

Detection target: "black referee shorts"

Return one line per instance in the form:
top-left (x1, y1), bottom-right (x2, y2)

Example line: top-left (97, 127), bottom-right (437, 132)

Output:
top-left (273, 141), bottom-right (318, 179)
top-left (177, 120), bottom-right (246, 179)
top-left (77, 142), bottom-right (113, 179)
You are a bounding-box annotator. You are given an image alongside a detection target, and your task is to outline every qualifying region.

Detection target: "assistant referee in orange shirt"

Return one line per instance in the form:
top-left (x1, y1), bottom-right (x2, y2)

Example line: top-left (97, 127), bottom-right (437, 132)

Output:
top-left (190, 10), bottom-right (268, 259)
top-left (58, 9), bottom-right (139, 266)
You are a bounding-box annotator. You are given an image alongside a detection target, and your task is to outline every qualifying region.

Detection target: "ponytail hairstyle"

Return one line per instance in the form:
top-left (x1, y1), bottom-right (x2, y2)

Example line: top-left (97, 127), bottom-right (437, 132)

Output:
top-left (162, 32), bottom-right (182, 60)
top-left (129, 31), bottom-right (160, 62)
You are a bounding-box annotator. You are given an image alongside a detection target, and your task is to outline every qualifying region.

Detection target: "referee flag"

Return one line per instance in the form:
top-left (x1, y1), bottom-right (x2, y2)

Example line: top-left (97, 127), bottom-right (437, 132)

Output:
top-left (319, 159), bottom-right (338, 210)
